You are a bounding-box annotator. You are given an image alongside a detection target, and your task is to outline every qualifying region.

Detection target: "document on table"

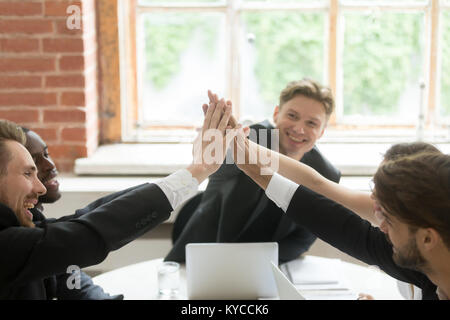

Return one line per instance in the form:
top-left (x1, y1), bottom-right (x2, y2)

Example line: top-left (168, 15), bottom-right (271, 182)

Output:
top-left (280, 256), bottom-right (358, 299)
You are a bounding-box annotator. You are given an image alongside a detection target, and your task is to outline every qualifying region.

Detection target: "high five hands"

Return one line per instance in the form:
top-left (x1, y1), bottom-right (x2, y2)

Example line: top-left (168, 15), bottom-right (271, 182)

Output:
top-left (203, 91), bottom-right (275, 178)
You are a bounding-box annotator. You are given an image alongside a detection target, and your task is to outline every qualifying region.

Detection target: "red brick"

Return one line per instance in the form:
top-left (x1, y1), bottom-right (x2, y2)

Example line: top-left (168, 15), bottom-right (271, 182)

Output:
top-left (43, 38), bottom-right (84, 53)
top-left (0, 92), bottom-right (57, 107)
top-left (0, 19), bottom-right (53, 34)
top-left (48, 144), bottom-right (87, 159)
top-left (0, 76), bottom-right (42, 89)
top-left (43, 109), bottom-right (86, 123)
top-left (0, 58), bottom-right (55, 73)
top-left (61, 127), bottom-right (86, 141)
top-left (0, 2), bottom-right (42, 16)
top-left (32, 127), bottom-right (58, 141)
top-left (0, 109), bottom-right (39, 123)
top-left (59, 55), bottom-right (84, 71)
top-left (0, 38), bottom-right (39, 53)
top-left (45, 75), bottom-right (84, 88)
top-left (45, 1), bottom-right (82, 17)
top-left (61, 91), bottom-right (85, 106)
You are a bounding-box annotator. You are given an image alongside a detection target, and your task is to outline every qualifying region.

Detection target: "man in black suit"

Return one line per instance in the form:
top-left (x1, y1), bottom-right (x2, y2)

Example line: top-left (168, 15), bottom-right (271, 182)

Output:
top-left (21, 127), bottom-right (124, 299)
top-left (0, 99), bottom-right (236, 299)
top-left (166, 79), bottom-right (341, 263)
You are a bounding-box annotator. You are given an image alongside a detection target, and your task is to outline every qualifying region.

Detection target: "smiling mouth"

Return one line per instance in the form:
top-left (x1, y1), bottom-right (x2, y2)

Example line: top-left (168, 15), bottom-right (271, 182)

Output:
top-left (24, 202), bottom-right (35, 210)
top-left (286, 132), bottom-right (307, 143)
top-left (44, 177), bottom-right (58, 186)
top-left (23, 201), bottom-right (37, 220)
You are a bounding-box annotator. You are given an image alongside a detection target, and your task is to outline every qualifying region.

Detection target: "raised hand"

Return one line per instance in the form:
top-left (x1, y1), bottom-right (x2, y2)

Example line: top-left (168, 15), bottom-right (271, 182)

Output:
top-left (189, 97), bottom-right (239, 183)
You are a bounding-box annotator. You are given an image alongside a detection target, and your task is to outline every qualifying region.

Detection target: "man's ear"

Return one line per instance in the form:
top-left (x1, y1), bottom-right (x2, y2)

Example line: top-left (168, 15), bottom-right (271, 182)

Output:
top-left (273, 106), bottom-right (280, 124)
top-left (417, 227), bottom-right (441, 252)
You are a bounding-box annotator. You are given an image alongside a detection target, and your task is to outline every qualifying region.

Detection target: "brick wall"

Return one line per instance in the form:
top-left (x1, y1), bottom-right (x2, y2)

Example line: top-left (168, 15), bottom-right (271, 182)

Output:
top-left (0, 0), bottom-right (99, 172)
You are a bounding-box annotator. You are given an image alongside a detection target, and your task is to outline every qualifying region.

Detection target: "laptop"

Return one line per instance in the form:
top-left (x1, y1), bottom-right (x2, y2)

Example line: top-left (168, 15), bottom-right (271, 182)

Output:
top-left (186, 242), bottom-right (278, 299)
top-left (270, 261), bottom-right (305, 300)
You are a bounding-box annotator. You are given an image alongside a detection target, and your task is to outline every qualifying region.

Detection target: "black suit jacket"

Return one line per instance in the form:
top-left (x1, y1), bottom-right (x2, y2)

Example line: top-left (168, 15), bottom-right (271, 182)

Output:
top-left (0, 183), bottom-right (171, 299)
top-left (166, 120), bottom-right (341, 263)
top-left (286, 186), bottom-right (438, 300)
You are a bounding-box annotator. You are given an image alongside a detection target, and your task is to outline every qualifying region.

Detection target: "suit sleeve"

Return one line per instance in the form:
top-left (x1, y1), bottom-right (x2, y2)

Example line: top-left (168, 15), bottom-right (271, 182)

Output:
top-left (277, 225), bottom-right (316, 262)
top-left (0, 183), bottom-right (172, 290)
top-left (36, 184), bottom-right (148, 223)
top-left (285, 186), bottom-right (432, 287)
top-left (55, 271), bottom-right (123, 300)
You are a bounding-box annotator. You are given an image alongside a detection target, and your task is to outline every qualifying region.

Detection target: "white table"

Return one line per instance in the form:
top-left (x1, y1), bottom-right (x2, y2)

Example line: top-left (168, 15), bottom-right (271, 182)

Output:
top-left (92, 255), bottom-right (404, 300)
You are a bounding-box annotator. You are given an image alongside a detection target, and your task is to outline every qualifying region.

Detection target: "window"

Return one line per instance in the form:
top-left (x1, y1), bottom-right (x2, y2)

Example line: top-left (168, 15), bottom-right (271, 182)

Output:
top-left (440, 1), bottom-right (450, 120)
top-left (116, 0), bottom-right (450, 142)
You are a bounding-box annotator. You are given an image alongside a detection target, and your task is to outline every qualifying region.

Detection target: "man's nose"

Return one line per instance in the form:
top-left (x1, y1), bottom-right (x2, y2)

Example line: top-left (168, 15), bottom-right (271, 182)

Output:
top-left (42, 155), bottom-right (56, 172)
top-left (34, 176), bottom-right (47, 196)
top-left (292, 124), bottom-right (305, 134)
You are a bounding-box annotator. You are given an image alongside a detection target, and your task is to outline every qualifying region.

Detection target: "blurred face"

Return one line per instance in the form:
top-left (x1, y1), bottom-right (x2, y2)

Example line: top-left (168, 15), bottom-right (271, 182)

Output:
top-left (25, 131), bottom-right (61, 204)
top-left (273, 95), bottom-right (327, 160)
top-left (0, 141), bottom-right (47, 227)
top-left (374, 196), bottom-right (427, 272)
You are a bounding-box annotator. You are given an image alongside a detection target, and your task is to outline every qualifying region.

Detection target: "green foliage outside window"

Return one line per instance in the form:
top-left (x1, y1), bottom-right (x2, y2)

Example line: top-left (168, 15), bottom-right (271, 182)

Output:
top-left (143, 13), bottom-right (219, 90)
top-left (241, 12), bottom-right (324, 110)
top-left (343, 13), bottom-right (424, 116)
top-left (141, 8), bottom-right (450, 119)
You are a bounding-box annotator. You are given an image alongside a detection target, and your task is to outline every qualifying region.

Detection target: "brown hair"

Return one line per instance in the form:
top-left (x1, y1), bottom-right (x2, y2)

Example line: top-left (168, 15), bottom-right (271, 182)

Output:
top-left (383, 142), bottom-right (441, 161)
top-left (279, 78), bottom-right (334, 118)
top-left (0, 120), bottom-right (26, 175)
top-left (374, 152), bottom-right (450, 249)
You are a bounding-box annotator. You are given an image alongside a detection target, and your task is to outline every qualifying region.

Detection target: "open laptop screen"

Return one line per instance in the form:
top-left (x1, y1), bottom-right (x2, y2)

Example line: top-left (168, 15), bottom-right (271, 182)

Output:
top-left (186, 242), bottom-right (278, 299)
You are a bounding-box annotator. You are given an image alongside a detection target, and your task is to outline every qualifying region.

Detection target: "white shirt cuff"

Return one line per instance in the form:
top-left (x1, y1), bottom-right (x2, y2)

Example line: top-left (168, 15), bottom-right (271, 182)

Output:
top-left (154, 169), bottom-right (199, 211)
top-left (265, 172), bottom-right (300, 212)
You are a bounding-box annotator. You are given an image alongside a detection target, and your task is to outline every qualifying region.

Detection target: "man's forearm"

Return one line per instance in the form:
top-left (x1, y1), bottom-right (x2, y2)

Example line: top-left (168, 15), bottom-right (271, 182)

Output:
top-left (238, 163), bottom-right (273, 190)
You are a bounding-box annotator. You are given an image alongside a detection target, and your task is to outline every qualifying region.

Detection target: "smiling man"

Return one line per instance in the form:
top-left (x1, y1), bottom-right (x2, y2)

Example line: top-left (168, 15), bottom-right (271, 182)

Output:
top-left (166, 79), bottom-right (341, 263)
top-left (232, 122), bottom-right (450, 300)
top-left (22, 129), bottom-right (61, 209)
top-left (0, 127), bottom-right (45, 229)
top-left (18, 127), bottom-right (125, 300)
top-left (0, 99), bottom-right (237, 299)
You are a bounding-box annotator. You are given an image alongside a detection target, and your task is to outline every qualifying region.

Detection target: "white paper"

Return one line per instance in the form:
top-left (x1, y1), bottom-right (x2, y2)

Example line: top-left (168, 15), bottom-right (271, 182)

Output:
top-left (282, 256), bottom-right (343, 285)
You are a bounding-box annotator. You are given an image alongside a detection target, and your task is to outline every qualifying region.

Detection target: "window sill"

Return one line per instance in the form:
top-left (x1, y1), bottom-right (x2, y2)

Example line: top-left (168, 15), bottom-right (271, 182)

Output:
top-left (74, 141), bottom-right (450, 176)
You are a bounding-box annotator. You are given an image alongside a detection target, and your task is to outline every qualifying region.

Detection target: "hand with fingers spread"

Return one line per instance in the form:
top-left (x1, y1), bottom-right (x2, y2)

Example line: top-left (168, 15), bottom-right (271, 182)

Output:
top-left (187, 98), bottom-right (239, 183)
top-left (204, 90), bottom-right (239, 129)
top-left (204, 90), bottom-right (260, 174)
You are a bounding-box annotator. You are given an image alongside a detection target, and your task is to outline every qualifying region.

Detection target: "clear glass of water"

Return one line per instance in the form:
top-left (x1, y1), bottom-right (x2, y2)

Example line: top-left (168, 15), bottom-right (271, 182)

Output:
top-left (157, 261), bottom-right (180, 297)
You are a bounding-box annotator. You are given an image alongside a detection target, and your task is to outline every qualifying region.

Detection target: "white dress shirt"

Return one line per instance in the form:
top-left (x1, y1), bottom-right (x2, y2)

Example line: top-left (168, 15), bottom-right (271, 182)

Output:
top-left (265, 172), bottom-right (300, 213)
top-left (154, 169), bottom-right (199, 211)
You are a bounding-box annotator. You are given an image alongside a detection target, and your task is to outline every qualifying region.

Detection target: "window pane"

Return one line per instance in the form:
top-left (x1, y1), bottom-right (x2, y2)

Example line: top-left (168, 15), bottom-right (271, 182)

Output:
top-left (138, 13), bottom-right (226, 125)
top-left (240, 11), bottom-right (325, 121)
top-left (342, 12), bottom-right (425, 121)
top-left (440, 10), bottom-right (450, 117)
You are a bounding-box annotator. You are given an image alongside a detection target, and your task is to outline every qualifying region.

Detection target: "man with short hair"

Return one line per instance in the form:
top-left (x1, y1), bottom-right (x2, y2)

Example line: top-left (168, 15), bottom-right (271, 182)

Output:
top-left (166, 79), bottom-right (341, 263)
top-left (0, 100), bottom-right (237, 299)
top-left (232, 122), bottom-right (450, 299)
top-left (21, 127), bottom-right (122, 299)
